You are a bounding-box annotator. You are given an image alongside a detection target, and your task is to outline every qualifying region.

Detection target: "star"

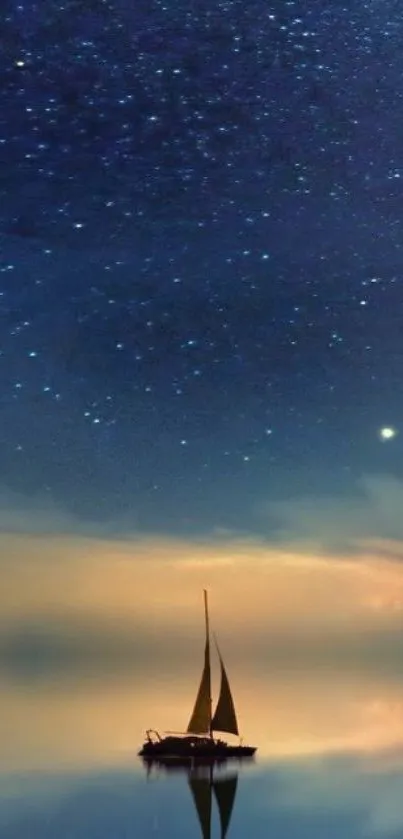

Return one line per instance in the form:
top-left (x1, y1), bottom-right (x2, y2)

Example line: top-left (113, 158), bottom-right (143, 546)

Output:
top-left (378, 427), bottom-right (398, 441)
top-left (1, 0), bottom-right (403, 535)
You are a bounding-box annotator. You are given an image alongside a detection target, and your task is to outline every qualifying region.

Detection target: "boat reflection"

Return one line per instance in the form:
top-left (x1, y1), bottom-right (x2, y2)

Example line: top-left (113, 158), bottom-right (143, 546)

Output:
top-left (141, 756), bottom-right (253, 838)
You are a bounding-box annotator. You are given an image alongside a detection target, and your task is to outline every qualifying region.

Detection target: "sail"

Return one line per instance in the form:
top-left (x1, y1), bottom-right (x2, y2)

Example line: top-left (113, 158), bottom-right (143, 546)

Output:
top-left (213, 775), bottom-right (238, 839)
top-left (187, 590), bottom-right (212, 734)
top-left (187, 638), bottom-right (212, 734)
top-left (189, 775), bottom-right (211, 839)
top-left (211, 644), bottom-right (239, 736)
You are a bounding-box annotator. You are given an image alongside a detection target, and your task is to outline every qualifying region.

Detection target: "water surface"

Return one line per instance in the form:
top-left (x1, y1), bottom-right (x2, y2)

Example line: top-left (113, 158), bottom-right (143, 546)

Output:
top-left (3, 667), bottom-right (403, 838)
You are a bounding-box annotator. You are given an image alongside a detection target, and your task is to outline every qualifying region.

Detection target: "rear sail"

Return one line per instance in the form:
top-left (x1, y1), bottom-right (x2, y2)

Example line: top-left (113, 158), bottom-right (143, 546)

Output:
top-left (211, 642), bottom-right (239, 736)
top-left (187, 590), bottom-right (212, 735)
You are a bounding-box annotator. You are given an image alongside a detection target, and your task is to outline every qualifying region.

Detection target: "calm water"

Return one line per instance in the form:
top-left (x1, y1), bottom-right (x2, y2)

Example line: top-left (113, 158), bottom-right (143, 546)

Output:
top-left (3, 668), bottom-right (403, 838)
top-left (3, 749), bottom-right (403, 838)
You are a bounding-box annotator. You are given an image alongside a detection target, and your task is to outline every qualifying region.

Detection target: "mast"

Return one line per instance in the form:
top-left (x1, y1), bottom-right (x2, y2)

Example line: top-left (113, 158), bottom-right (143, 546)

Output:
top-left (187, 589), bottom-right (213, 736)
top-left (203, 589), bottom-right (213, 738)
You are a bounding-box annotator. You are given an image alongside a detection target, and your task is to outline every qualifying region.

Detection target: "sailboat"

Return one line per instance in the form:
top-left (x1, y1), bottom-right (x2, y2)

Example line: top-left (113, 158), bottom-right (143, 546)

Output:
top-left (138, 590), bottom-right (256, 759)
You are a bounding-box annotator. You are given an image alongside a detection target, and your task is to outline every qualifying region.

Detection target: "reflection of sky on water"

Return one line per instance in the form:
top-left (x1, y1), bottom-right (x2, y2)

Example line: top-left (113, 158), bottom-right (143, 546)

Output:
top-left (4, 669), bottom-right (403, 772)
top-left (3, 752), bottom-right (403, 839)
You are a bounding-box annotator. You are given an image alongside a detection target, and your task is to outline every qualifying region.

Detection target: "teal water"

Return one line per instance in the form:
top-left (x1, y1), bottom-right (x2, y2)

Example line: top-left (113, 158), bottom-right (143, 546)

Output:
top-left (2, 749), bottom-right (403, 838)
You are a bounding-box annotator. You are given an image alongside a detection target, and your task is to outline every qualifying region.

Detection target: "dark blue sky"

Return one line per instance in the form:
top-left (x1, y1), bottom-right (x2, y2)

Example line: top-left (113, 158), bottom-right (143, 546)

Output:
top-left (2, 0), bottom-right (403, 534)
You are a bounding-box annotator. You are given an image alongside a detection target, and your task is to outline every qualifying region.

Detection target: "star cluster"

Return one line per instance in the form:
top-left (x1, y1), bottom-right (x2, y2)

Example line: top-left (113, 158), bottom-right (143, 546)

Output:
top-left (1, 0), bottom-right (403, 532)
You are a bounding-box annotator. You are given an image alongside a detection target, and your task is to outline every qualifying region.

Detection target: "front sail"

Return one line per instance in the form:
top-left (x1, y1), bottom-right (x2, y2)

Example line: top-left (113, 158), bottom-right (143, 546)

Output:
top-left (187, 590), bottom-right (212, 735)
top-left (187, 638), bottom-right (212, 734)
top-left (211, 644), bottom-right (239, 736)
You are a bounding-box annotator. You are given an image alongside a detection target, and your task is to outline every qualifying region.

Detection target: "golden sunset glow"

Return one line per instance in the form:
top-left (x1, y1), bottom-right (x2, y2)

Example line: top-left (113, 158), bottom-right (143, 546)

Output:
top-left (3, 671), bottom-right (403, 772)
top-left (2, 531), bottom-right (403, 639)
top-left (3, 530), bottom-right (403, 772)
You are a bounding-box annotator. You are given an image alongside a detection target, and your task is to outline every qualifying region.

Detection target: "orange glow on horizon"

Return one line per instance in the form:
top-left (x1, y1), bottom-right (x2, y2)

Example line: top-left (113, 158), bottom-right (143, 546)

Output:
top-left (3, 670), bottom-right (403, 772)
top-left (2, 532), bottom-right (403, 642)
top-left (2, 531), bottom-right (403, 772)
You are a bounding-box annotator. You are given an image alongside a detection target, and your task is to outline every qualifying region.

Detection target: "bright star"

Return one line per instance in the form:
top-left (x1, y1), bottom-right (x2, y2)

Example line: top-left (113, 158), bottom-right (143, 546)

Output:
top-left (379, 427), bottom-right (397, 441)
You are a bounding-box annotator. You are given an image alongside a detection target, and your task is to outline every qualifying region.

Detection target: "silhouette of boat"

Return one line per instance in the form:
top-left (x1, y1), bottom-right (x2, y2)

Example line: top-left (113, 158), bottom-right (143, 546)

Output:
top-left (139, 590), bottom-right (256, 760)
top-left (143, 759), bottom-right (240, 839)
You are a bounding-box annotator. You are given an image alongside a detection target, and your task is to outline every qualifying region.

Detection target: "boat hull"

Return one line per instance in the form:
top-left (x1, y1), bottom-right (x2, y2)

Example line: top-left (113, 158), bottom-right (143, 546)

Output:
top-left (139, 737), bottom-right (256, 760)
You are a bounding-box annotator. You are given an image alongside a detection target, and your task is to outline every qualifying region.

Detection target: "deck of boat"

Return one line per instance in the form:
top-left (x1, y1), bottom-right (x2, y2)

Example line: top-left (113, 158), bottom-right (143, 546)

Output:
top-left (138, 735), bottom-right (256, 760)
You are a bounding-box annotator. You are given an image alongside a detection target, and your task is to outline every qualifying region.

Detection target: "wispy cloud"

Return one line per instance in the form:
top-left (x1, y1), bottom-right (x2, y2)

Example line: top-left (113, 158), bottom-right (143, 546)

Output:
top-left (264, 474), bottom-right (403, 553)
top-left (0, 479), bottom-right (403, 685)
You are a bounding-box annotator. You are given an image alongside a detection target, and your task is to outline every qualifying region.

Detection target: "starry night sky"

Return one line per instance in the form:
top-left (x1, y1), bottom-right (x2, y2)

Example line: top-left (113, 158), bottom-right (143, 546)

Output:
top-left (2, 0), bottom-right (403, 536)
